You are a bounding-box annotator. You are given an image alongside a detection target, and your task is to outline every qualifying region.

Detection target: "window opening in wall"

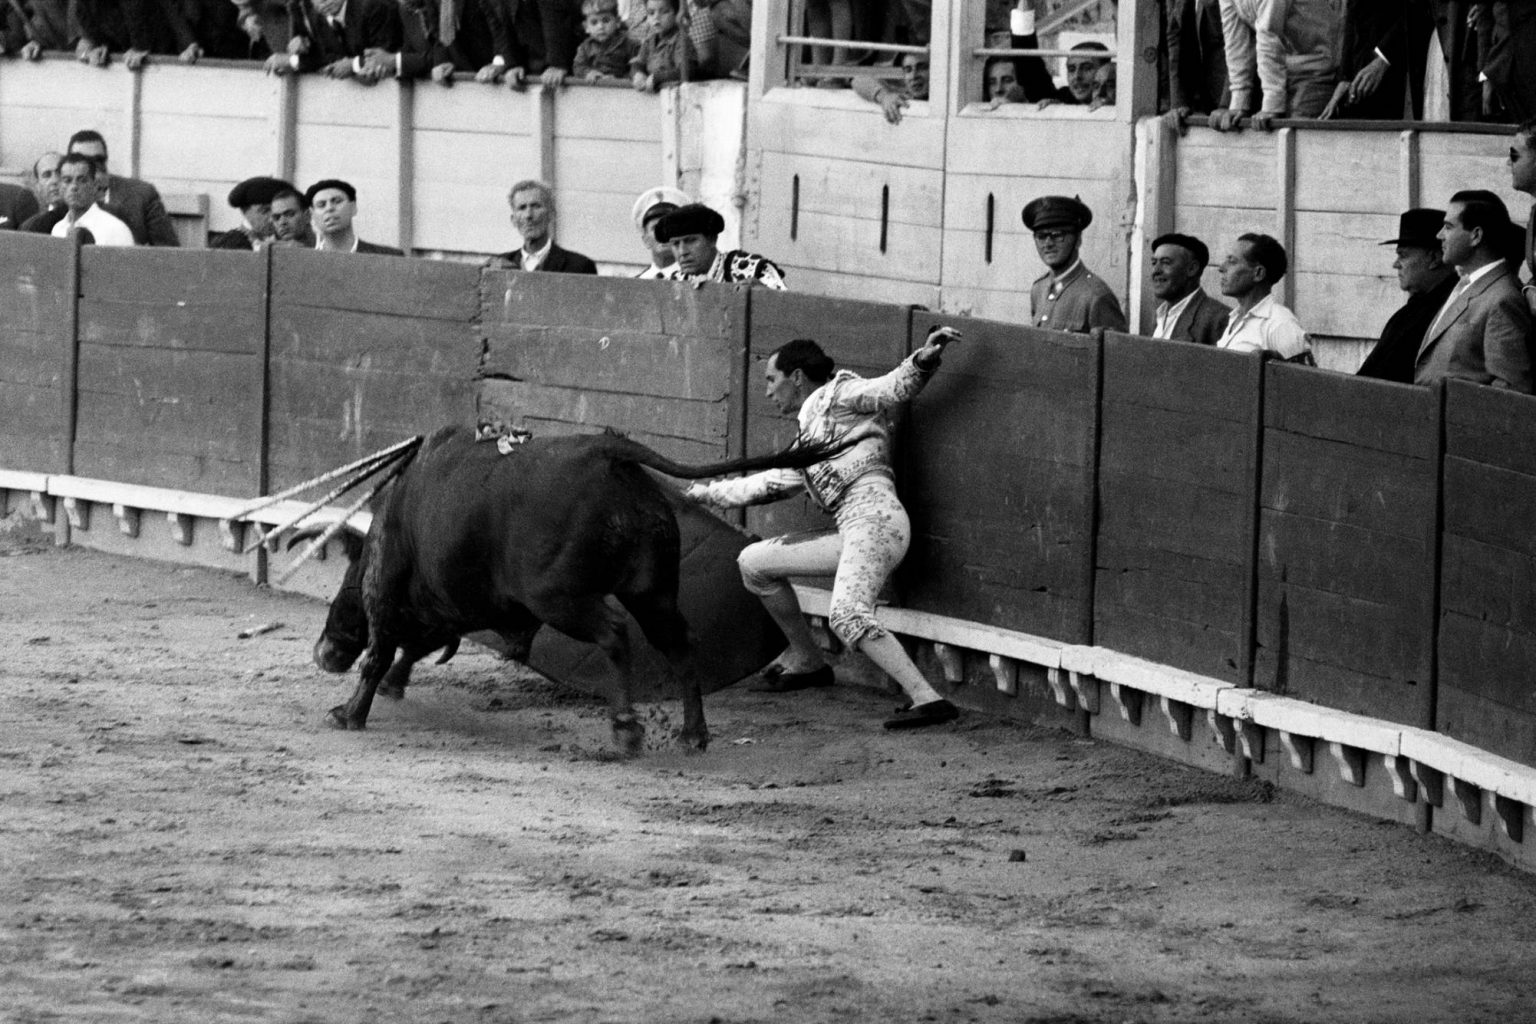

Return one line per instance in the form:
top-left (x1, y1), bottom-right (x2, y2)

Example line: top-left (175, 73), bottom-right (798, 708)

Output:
top-left (975, 0), bottom-right (1115, 110)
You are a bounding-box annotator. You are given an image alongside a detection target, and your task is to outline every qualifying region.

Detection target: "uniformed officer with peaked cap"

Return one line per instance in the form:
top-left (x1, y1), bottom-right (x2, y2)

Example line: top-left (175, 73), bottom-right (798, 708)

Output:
top-left (1023, 194), bottom-right (1126, 334)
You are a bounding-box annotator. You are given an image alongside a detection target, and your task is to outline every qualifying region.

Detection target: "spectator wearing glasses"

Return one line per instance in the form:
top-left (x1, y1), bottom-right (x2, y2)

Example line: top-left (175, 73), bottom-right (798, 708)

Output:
top-left (1024, 194), bottom-right (1126, 334)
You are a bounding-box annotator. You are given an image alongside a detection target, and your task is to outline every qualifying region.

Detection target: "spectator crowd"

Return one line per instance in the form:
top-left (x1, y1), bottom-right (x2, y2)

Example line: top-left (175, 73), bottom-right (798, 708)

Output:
top-left (5, 2), bottom-right (1536, 395)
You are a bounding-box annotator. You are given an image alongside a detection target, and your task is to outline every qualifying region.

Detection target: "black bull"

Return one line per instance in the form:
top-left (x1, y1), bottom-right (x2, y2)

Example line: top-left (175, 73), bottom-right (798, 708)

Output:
top-left (309, 426), bottom-right (839, 753)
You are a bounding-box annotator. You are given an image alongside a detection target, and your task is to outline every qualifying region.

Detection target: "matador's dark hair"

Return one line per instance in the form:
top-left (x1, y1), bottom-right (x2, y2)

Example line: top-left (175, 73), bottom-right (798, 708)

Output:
top-left (771, 338), bottom-right (835, 384)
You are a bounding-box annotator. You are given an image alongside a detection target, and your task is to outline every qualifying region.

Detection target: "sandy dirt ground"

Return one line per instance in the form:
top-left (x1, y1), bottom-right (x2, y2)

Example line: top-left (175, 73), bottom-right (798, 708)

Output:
top-left (3, 515), bottom-right (1536, 1024)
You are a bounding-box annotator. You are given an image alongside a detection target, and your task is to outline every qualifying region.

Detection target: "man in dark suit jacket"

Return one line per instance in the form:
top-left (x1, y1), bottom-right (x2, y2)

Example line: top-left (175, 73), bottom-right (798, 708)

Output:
top-left (1148, 232), bottom-right (1229, 345)
top-left (0, 181), bottom-right (39, 230)
top-left (1358, 209), bottom-right (1456, 383)
top-left (1321, 0), bottom-right (1434, 120)
top-left (1413, 191), bottom-right (1533, 392)
top-left (497, 179), bottom-right (596, 274)
top-left (267, 0), bottom-right (402, 77)
top-left (1163, 0), bottom-right (1227, 118)
top-left (305, 178), bottom-right (404, 255)
top-left (65, 130), bottom-right (179, 246)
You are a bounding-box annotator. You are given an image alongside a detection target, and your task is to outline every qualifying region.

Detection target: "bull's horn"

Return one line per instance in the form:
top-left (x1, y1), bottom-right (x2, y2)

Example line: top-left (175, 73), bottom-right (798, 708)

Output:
top-left (284, 522), bottom-right (367, 562)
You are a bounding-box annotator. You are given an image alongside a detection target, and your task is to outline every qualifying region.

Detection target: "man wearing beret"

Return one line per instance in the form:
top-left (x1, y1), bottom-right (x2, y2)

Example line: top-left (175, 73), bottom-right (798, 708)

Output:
top-left (1024, 195), bottom-right (1125, 333)
top-left (1357, 209), bottom-right (1456, 383)
top-left (654, 203), bottom-right (787, 289)
top-left (305, 178), bottom-right (404, 255)
top-left (1149, 232), bottom-right (1229, 346)
top-left (632, 185), bottom-right (690, 280)
top-left (497, 179), bottom-right (597, 274)
top-left (212, 176), bottom-right (295, 250)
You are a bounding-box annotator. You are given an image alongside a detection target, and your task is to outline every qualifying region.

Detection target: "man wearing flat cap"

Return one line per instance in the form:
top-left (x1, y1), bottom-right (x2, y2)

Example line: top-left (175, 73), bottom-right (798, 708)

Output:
top-left (654, 203), bottom-right (787, 290)
top-left (1149, 232), bottom-right (1229, 346)
top-left (632, 185), bottom-right (690, 280)
top-left (497, 179), bottom-right (597, 274)
top-left (212, 176), bottom-right (295, 250)
top-left (305, 178), bottom-right (404, 255)
top-left (1357, 209), bottom-right (1456, 383)
top-left (1024, 194), bottom-right (1125, 333)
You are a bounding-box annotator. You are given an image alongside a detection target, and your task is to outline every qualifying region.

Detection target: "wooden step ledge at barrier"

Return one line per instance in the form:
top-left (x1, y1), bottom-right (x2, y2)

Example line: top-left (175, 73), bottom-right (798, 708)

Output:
top-left (0, 469), bottom-right (54, 524)
top-left (790, 584), bottom-right (1065, 695)
top-left (1215, 689), bottom-right (1407, 795)
top-left (1399, 728), bottom-right (1536, 842)
top-left (40, 476), bottom-right (374, 556)
top-left (1060, 646), bottom-right (1231, 740)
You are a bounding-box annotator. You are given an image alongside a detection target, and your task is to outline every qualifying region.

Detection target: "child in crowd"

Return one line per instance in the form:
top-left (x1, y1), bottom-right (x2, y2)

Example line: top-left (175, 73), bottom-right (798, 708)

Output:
top-left (574, 0), bottom-right (639, 81)
top-left (630, 0), bottom-right (711, 91)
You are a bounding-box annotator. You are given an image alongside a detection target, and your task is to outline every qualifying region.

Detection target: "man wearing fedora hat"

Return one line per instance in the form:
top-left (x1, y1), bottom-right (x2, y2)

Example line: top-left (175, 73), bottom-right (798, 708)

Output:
top-left (631, 185), bottom-right (690, 280)
top-left (1357, 209), bottom-right (1457, 383)
top-left (1023, 194), bottom-right (1125, 334)
top-left (654, 203), bottom-right (787, 289)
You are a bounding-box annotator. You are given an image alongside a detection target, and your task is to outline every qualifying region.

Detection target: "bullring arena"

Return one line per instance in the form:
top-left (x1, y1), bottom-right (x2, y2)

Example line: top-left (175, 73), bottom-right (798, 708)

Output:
top-left (7, 0), bottom-right (1536, 1019)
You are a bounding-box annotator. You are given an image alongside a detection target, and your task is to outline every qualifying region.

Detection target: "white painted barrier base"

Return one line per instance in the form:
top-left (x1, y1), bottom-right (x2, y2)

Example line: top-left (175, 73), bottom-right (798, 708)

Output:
top-left (4, 471), bottom-right (1533, 871)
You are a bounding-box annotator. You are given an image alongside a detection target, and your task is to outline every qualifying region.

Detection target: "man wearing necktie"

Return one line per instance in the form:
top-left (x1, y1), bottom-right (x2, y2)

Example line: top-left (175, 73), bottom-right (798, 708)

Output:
top-left (1023, 195), bottom-right (1127, 335)
top-left (1412, 190), bottom-right (1533, 392)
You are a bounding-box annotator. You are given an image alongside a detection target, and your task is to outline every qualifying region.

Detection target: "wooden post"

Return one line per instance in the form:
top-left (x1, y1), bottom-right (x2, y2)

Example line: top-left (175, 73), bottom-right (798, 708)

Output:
top-left (1077, 330), bottom-right (1105, 647)
top-left (273, 72), bottom-right (298, 182)
top-left (56, 234), bottom-right (84, 547)
top-left (1399, 129), bottom-right (1421, 211)
top-left (121, 67), bottom-right (144, 179)
top-left (1275, 127), bottom-right (1297, 310)
top-left (1237, 351), bottom-right (1266, 688)
top-left (751, 0), bottom-right (789, 96)
top-left (253, 244), bottom-right (275, 584)
top-left (536, 84), bottom-right (557, 190)
top-left (392, 79), bottom-right (414, 253)
top-left (1118, 0), bottom-right (1162, 121)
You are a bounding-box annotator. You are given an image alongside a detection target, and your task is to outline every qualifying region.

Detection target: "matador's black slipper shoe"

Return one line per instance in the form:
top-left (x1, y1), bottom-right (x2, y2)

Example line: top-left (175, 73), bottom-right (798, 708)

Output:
top-left (750, 664), bottom-right (835, 692)
top-left (883, 698), bottom-right (960, 730)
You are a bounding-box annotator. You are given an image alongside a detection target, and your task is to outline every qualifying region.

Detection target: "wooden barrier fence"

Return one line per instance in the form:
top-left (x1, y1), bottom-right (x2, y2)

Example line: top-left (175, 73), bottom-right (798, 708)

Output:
top-left (3, 239), bottom-right (1535, 787)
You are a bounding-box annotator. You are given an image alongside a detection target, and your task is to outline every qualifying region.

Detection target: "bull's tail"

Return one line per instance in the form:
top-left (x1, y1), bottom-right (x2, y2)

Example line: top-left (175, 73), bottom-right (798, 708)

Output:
top-left (597, 432), bottom-right (853, 480)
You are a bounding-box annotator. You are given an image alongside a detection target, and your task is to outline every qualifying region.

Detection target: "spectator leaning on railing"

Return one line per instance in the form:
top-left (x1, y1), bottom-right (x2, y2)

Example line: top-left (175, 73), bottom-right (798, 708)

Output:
top-left (1210, 0), bottom-right (1340, 130)
top-left (1162, 0), bottom-right (1227, 123)
top-left (266, 0), bottom-right (402, 79)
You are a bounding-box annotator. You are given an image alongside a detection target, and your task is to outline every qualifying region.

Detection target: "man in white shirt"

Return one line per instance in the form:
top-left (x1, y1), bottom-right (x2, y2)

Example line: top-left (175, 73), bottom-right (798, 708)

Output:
top-left (50, 153), bottom-right (135, 247)
top-left (1209, 0), bottom-right (1340, 130)
top-left (1215, 232), bottom-right (1314, 362)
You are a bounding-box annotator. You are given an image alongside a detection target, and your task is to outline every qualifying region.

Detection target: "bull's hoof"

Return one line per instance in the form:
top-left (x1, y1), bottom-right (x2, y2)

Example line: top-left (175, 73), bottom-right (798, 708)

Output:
top-left (377, 680), bottom-right (406, 701)
top-left (680, 728), bottom-right (709, 754)
top-left (611, 715), bottom-right (644, 756)
top-left (327, 706), bottom-right (366, 731)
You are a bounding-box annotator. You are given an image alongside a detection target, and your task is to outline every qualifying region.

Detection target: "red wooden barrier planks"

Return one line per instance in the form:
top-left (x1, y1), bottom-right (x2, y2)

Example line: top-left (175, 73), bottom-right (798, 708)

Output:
top-left (73, 247), bottom-right (265, 494)
top-left (900, 313), bottom-right (1100, 642)
top-left (744, 290), bottom-right (911, 541)
top-left (1095, 334), bottom-right (1263, 682)
top-left (1438, 381), bottom-right (1536, 765)
top-left (0, 234), bottom-right (73, 473)
top-left (267, 249), bottom-right (478, 490)
top-left (478, 273), bottom-right (738, 465)
top-left (1254, 365), bottom-right (1439, 725)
